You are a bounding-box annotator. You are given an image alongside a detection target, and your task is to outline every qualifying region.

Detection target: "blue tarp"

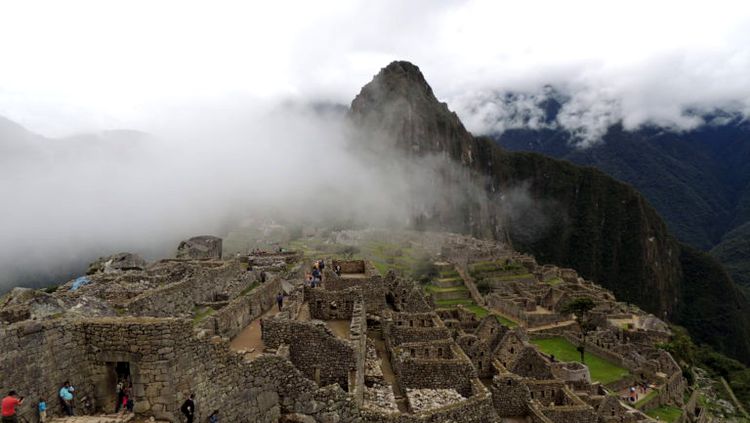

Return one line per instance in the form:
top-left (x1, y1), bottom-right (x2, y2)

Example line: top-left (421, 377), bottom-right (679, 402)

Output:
top-left (69, 276), bottom-right (91, 291)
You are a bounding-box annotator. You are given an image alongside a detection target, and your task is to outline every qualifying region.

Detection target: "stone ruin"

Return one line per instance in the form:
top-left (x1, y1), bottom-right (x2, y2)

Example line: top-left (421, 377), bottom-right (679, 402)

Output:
top-left (0, 233), bottom-right (688, 423)
top-left (175, 235), bottom-right (223, 260)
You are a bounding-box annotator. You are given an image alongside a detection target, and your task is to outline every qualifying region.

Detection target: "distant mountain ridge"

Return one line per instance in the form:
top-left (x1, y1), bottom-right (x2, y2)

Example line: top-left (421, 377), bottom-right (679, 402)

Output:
top-left (350, 61), bottom-right (750, 364)
top-left (493, 103), bottom-right (750, 290)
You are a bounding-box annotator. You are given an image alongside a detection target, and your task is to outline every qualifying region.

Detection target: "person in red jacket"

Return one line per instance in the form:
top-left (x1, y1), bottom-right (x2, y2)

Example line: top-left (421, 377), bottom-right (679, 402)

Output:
top-left (1, 391), bottom-right (24, 423)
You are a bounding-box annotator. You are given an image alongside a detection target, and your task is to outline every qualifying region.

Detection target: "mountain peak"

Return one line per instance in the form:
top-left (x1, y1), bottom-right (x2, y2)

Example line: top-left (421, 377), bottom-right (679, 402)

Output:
top-left (350, 61), bottom-right (476, 162)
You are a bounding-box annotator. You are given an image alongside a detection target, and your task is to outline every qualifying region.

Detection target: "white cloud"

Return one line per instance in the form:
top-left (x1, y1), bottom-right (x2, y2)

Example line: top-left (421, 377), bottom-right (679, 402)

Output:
top-left (0, 0), bottom-right (748, 139)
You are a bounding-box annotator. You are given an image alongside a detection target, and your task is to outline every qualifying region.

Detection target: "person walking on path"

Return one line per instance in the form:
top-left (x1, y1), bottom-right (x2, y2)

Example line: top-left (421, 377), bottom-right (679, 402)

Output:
top-left (59, 382), bottom-right (74, 416)
top-left (276, 292), bottom-right (284, 311)
top-left (180, 394), bottom-right (195, 423)
top-left (1, 391), bottom-right (24, 423)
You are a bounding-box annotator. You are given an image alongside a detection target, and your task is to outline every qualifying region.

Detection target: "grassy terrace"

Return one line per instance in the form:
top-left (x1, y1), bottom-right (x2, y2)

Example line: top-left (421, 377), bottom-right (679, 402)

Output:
top-left (434, 298), bottom-right (518, 327)
top-left (424, 285), bottom-right (469, 294)
top-left (192, 306), bottom-right (215, 324)
top-left (645, 405), bottom-right (682, 422)
top-left (288, 239), bottom-right (425, 277)
top-left (531, 337), bottom-right (629, 385)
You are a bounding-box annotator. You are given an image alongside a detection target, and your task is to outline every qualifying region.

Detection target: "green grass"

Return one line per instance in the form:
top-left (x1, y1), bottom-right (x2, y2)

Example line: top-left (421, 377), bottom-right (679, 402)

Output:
top-left (484, 272), bottom-right (534, 281)
top-left (469, 260), bottom-right (525, 275)
top-left (466, 304), bottom-right (489, 317)
top-left (531, 337), bottom-right (630, 384)
top-left (439, 270), bottom-right (460, 279)
top-left (435, 298), bottom-right (475, 307)
top-left (495, 314), bottom-right (518, 327)
top-left (546, 277), bottom-right (563, 286)
top-left (424, 285), bottom-right (468, 294)
top-left (635, 389), bottom-right (658, 407)
top-left (192, 307), bottom-right (215, 324)
top-left (436, 276), bottom-right (462, 283)
top-left (645, 405), bottom-right (682, 422)
top-left (435, 299), bottom-right (519, 327)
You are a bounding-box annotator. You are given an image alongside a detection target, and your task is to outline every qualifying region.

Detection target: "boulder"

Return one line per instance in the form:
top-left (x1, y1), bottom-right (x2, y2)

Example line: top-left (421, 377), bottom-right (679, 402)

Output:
top-left (176, 235), bottom-right (223, 260)
top-left (87, 252), bottom-right (147, 274)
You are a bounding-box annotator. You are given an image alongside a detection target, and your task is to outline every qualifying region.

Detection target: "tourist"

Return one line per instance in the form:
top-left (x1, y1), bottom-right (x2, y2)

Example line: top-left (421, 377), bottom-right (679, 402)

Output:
top-left (318, 260), bottom-right (325, 272)
top-left (125, 389), bottom-right (134, 413)
top-left (59, 381), bottom-right (74, 416)
top-left (38, 398), bottom-right (46, 423)
top-left (115, 380), bottom-right (124, 413)
top-left (1, 391), bottom-right (24, 423)
top-left (120, 389), bottom-right (129, 414)
top-left (276, 292), bottom-right (284, 311)
top-left (312, 268), bottom-right (321, 283)
top-left (334, 265), bottom-right (341, 276)
top-left (209, 409), bottom-right (219, 423)
top-left (180, 394), bottom-right (195, 423)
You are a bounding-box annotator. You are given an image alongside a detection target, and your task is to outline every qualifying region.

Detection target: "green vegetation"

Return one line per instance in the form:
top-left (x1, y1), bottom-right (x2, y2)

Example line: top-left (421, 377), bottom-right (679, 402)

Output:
top-left (561, 297), bottom-right (596, 363)
top-left (495, 314), bottom-right (517, 327)
top-left (546, 277), bottom-right (563, 286)
top-left (435, 298), bottom-right (474, 307)
top-left (531, 337), bottom-right (629, 384)
top-left (635, 389), bottom-right (658, 407)
top-left (240, 281), bottom-right (260, 296)
top-left (424, 285), bottom-right (468, 294)
top-left (658, 325), bottom-right (750, 410)
top-left (469, 260), bottom-right (525, 275)
top-left (192, 306), bottom-right (215, 324)
top-left (43, 285), bottom-right (59, 294)
top-left (645, 405), bottom-right (682, 422)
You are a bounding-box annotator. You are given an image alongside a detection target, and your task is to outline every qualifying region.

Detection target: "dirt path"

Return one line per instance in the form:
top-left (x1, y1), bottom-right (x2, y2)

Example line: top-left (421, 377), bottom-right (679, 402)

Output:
top-left (229, 306), bottom-right (280, 359)
top-left (297, 302), bottom-right (311, 321)
top-left (369, 331), bottom-right (409, 413)
top-left (326, 320), bottom-right (351, 339)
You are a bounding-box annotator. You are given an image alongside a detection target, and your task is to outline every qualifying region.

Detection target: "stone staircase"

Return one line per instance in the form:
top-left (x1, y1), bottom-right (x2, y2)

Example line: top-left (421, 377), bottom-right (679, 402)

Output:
top-left (429, 262), bottom-right (472, 304)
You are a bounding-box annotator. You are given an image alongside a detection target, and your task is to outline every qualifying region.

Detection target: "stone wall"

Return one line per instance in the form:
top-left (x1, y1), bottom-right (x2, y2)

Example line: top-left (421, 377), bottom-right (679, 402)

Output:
top-left (0, 320), bottom-right (91, 420)
top-left (391, 342), bottom-right (477, 396)
top-left (199, 276), bottom-right (281, 338)
top-left (305, 286), bottom-right (363, 320)
top-left (359, 379), bottom-right (495, 423)
top-left (262, 318), bottom-right (359, 390)
top-left (332, 259), bottom-right (366, 274)
top-left (323, 275), bottom-right (386, 313)
top-left (0, 315), bottom-right (372, 423)
top-left (125, 260), bottom-right (248, 317)
top-left (490, 369), bottom-right (530, 417)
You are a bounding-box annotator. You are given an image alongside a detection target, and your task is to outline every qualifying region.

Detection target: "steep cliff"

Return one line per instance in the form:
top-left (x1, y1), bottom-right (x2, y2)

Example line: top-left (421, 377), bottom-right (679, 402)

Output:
top-left (350, 61), bottom-right (750, 363)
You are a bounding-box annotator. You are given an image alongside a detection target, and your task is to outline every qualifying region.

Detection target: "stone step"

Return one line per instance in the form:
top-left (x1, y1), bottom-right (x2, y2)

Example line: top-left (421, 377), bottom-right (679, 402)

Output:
top-left (432, 277), bottom-right (464, 288)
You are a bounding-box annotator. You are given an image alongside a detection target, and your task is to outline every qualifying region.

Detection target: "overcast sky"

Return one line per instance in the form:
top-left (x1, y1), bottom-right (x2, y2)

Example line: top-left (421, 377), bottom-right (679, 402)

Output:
top-left (1, 0), bottom-right (750, 289)
top-left (1, 0), bottom-right (749, 140)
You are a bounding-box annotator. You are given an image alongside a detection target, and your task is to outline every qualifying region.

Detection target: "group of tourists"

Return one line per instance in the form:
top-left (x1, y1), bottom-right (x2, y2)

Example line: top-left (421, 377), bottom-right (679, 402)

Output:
top-left (1, 381), bottom-right (75, 423)
top-left (305, 259), bottom-right (327, 288)
top-left (626, 383), bottom-right (649, 403)
top-left (115, 379), bottom-right (134, 414)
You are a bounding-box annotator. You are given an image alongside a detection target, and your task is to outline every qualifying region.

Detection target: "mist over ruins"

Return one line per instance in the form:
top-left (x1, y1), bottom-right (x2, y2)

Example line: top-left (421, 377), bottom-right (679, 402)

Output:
top-left (2, 3), bottom-right (750, 423)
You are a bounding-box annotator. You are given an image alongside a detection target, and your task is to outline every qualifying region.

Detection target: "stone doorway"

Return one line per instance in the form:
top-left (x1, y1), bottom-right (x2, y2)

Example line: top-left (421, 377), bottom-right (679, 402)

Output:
top-left (93, 361), bottom-right (129, 413)
top-left (92, 353), bottom-right (141, 415)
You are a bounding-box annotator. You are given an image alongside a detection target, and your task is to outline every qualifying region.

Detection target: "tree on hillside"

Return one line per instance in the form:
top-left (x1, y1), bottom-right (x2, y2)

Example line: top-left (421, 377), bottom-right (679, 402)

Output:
top-left (562, 297), bottom-right (596, 363)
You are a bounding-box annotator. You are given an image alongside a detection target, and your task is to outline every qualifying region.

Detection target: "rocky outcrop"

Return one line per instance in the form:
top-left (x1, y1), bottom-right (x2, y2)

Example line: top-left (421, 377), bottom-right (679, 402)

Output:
top-left (87, 252), bottom-right (147, 274)
top-left (350, 61), bottom-right (750, 364)
top-left (176, 235), bottom-right (222, 260)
